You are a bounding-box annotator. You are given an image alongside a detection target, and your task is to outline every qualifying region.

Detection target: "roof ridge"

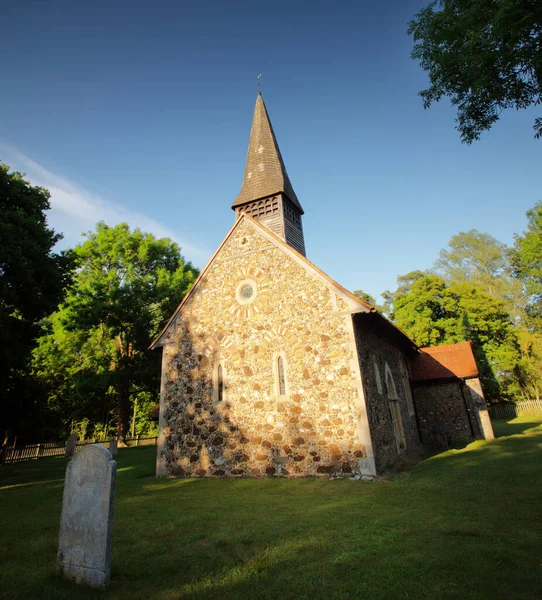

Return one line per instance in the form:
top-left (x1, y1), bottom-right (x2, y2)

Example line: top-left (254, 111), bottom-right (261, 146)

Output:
top-left (151, 213), bottom-right (417, 351)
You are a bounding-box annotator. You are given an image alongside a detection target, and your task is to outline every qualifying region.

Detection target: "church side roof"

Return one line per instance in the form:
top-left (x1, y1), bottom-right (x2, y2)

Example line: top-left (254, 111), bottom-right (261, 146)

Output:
top-left (410, 342), bottom-right (479, 382)
top-left (232, 93), bottom-right (303, 212)
top-left (150, 213), bottom-right (417, 351)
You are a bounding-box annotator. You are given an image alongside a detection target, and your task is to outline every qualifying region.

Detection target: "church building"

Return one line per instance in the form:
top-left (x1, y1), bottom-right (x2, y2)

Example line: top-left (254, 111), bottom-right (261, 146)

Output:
top-left (151, 93), bottom-right (494, 478)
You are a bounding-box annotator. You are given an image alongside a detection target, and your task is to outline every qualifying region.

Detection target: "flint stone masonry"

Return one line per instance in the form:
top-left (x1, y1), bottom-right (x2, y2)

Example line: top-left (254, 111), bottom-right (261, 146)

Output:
top-left (412, 376), bottom-right (494, 447)
top-left (352, 320), bottom-right (421, 472)
top-left (412, 380), bottom-right (475, 446)
top-left (57, 445), bottom-right (116, 588)
top-left (152, 94), bottom-right (493, 475)
top-left (157, 218), bottom-right (373, 478)
top-left (65, 433), bottom-right (78, 458)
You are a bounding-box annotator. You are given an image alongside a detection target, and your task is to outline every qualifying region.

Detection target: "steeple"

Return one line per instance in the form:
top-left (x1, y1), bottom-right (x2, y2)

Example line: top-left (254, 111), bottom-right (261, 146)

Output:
top-left (233, 93), bottom-right (306, 256)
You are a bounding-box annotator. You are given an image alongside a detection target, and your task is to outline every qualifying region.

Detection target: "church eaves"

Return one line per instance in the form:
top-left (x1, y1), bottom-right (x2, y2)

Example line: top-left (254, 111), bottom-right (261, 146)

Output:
top-left (232, 93), bottom-right (303, 212)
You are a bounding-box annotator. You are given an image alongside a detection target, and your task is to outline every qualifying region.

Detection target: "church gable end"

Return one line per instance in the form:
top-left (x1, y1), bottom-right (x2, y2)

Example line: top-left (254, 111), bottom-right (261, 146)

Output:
top-left (156, 217), bottom-right (373, 478)
top-left (153, 93), bottom-right (496, 478)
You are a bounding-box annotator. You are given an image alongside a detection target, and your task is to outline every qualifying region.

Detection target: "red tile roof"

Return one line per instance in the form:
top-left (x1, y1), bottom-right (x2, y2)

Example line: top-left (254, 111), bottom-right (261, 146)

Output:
top-left (410, 341), bottom-right (478, 382)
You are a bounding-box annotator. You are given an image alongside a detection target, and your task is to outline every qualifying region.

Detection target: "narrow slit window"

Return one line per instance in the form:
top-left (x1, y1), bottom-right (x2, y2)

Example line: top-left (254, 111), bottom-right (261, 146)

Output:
top-left (217, 364), bottom-right (224, 403)
top-left (277, 356), bottom-right (286, 396)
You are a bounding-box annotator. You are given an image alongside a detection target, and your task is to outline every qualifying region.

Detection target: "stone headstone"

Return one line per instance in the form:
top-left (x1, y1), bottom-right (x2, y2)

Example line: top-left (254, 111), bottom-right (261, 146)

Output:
top-left (65, 433), bottom-right (78, 458)
top-left (109, 439), bottom-right (118, 456)
top-left (57, 445), bottom-right (117, 588)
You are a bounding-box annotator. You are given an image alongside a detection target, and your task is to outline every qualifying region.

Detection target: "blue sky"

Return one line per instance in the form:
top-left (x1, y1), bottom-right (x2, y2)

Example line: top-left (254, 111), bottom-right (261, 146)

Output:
top-left (1, 0), bottom-right (540, 300)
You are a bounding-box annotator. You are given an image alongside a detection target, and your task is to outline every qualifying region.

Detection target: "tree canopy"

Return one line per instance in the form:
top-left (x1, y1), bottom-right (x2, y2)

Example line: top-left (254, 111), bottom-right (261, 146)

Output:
top-left (33, 222), bottom-right (198, 442)
top-left (510, 201), bottom-right (542, 322)
top-left (353, 289), bottom-right (376, 305)
top-left (0, 163), bottom-right (73, 441)
top-left (408, 0), bottom-right (542, 142)
top-left (389, 274), bottom-right (519, 400)
top-left (365, 202), bottom-right (542, 403)
top-left (434, 229), bottom-right (508, 295)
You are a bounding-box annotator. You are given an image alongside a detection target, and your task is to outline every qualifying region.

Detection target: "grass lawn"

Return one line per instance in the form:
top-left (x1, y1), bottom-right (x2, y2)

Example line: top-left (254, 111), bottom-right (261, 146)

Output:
top-left (1, 417), bottom-right (542, 600)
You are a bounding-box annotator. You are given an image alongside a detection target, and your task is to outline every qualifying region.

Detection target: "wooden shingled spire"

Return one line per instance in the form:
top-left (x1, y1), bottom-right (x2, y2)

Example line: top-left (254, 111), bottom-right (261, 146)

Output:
top-left (232, 93), bottom-right (306, 256)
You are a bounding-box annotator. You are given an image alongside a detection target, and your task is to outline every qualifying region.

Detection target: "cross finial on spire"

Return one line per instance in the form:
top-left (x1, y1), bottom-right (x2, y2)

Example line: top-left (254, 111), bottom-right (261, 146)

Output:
top-left (257, 73), bottom-right (262, 95)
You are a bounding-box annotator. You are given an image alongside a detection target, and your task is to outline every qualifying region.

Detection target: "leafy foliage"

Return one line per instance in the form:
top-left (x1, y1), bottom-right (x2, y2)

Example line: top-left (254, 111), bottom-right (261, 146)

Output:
top-left (352, 289), bottom-right (376, 305)
top-left (510, 201), bottom-right (542, 322)
top-left (388, 274), bottom-right (519, 400)
top-left (434, 229), bottom-right (525, 319)
top-left (0, 163), bottom-right (74, 440)
top-left (374, 203), bottom-right (542, 402)
top-left (434, 230), bottom-right (508, 294)
top-left (33, 222), bottom-right (198, 441)
top-left (408, 0), bottom-right (542, 142)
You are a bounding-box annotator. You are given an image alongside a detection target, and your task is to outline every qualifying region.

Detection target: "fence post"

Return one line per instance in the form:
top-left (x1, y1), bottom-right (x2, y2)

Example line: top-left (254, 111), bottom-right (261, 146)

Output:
top-left (35, 444), bottom-right (41, 458)
top-left (136, 435), bottom-right (140, 447)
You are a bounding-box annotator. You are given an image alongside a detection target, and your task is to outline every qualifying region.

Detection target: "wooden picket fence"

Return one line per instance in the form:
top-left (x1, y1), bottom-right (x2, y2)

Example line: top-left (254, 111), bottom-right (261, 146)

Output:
top-left (1, 436), bottom-right (158, 465)
top-left (489, 400), bottom-right (542, 420)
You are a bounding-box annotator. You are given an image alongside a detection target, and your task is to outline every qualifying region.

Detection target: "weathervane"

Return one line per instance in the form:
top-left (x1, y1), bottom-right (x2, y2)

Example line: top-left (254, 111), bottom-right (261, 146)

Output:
top-left (257, 73), bottom-right (262, 94)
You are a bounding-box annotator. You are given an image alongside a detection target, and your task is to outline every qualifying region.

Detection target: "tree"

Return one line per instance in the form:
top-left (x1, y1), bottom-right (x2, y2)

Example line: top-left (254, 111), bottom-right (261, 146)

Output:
top-left (0, 164), bottom-right (73, 441)
top-left (389, 273), bottom-right (520, 400)
top-left (512, 327), bottom-right (542, 401)
top-left (408, 0), bottom-right (542, 142)
top-left (433, 229), bottom-right (527, 315)
top-left (510, 201), bottom-right (542, 321)
top-left (434, 230), bottom-right (508, 295)
top-left (508, 202), bottom-right (542, 400)
top-left (353, 289), bottom-right (376, 305)
top-left (33, 222), bottom-right (198, 442)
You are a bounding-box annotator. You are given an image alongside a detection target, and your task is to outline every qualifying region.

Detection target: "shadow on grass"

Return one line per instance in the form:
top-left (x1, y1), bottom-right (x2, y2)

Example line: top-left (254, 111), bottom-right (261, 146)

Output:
top-left (491, 417), bottom-right (542, 438)
top-left (2, 420), bottom-right (542, 600)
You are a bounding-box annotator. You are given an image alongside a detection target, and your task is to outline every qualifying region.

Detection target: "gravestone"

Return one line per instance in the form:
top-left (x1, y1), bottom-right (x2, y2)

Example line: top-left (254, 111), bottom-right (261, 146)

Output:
top-left (65, 433), bottom-right (78, 458)
top-left (109, 439), bottom-right (118, 456)
top-left (57, 445), bottom-right (117, 588)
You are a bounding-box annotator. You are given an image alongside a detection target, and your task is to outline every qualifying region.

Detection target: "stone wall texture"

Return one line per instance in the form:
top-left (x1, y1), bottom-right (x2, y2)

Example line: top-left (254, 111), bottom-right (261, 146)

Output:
top-left (352, 318), bottom-right (421, 472)
top-left (157, 218), bottom-right (375, 478)
top-left (412, 380), bottom-right (479, 447)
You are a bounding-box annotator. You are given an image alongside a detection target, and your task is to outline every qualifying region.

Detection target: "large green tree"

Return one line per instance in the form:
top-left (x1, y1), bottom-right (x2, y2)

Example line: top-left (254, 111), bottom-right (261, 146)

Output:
top-left (510, 201), bottom-right (542, 321)
top-left (33, 222), bottom-right (198, 442)
top-left (0, 164), bottom-right (73, 441)
top-left (434, 229), bottom-right (524, 318)
top-left (389, 273), bottom-right (519, 400)
top-left (408, 0), bottom-right (542, 142)
top-left (509, 202), bottom-right (542, 400)
top-left (434, 230), bottom-right (508, 295)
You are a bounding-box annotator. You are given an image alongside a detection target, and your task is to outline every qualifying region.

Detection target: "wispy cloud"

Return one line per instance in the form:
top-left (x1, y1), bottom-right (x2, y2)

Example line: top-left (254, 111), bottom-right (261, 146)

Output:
top-left (0, 144), bottom-right (209, 264)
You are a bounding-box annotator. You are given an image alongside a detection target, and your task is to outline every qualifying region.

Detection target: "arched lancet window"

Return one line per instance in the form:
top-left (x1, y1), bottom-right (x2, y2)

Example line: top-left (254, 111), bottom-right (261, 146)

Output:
top-left (373, 356), bottom-right (383, 394)
top-left (217, 364), bottom-right (224, 403)
top-left (277, 356), bottom-right (286, 396)
top-left (384, 362), bottom-right (406, 452)
top-left (385, 363), bottom-right (398, 400)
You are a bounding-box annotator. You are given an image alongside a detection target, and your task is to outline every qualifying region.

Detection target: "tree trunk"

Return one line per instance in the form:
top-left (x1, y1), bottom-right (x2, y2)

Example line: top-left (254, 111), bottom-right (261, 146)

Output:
top-left (117, 378), bottom-right (131, 446)
top-left (131, 398), bottom-right (138, 438)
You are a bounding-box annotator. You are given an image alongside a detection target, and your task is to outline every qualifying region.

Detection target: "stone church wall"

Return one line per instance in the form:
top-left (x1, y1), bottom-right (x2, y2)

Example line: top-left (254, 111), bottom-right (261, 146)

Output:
top-left (157, 219), bottom-right (371, 478)
top-left (412, 380), bottom-right (481, 448)
top-left (352, 319), bottom-right (421, 472)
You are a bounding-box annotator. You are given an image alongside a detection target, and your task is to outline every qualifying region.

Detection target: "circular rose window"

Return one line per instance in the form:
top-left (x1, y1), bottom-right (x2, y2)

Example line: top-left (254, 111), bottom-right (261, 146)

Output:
top-left (240, 284), bottom-right (254, 299)
top-left (236, 279), bottom-right (258, 305)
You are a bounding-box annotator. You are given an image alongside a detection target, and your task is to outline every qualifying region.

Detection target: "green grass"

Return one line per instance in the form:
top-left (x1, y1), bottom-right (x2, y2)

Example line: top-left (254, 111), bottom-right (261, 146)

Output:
top-left (1, 417), bottom-right (542, 600)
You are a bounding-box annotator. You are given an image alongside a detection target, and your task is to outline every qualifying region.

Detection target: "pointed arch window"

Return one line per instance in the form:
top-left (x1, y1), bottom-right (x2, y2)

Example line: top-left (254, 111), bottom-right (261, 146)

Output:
top-left (213, 362), bottom-right (226, 404)
top-left (384, 362), bottom-right (406, 452)
top-left (273, 352), bottom-right (288, 397)
top-left (373, 356), bottom-right (383, 394)
top-left (217, 364), bottom-right (224, 403)
top-left (277, 356), bottom-right (286, 396)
